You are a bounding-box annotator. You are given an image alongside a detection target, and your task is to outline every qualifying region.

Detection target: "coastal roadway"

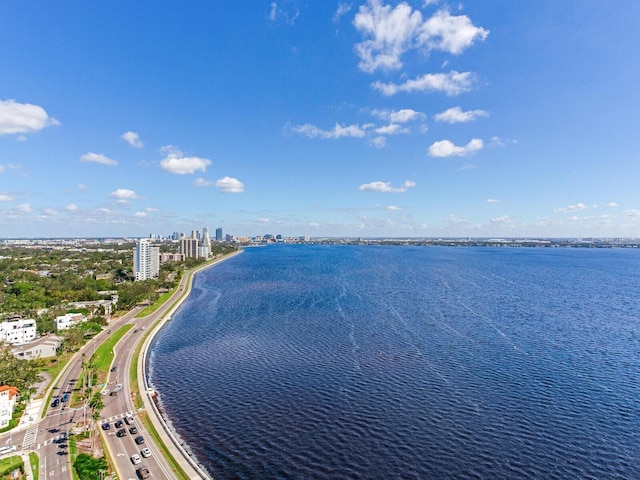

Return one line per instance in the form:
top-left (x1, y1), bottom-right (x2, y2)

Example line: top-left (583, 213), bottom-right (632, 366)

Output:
top-left (0, 249), bottom-right (241, 480)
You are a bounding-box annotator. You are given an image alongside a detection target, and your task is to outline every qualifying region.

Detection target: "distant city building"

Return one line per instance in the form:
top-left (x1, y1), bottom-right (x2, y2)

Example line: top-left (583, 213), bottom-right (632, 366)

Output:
top-left (215, 227), bottom-right (223, 241)
top-left (0, 319), bottom-right (37, 345)
top-left (180, 238), bottom-right (199, 259)
top-left (225, 234), bottom-right (233, 242)
top-left (133, 238), bottom-right (160, 281)
top-left (0, 385), bottom-right (19, 429)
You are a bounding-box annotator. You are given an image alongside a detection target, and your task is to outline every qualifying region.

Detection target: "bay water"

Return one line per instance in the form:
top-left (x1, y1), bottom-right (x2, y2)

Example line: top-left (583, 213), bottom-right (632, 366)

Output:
top-left (147, 245), bottom-right (640, 479)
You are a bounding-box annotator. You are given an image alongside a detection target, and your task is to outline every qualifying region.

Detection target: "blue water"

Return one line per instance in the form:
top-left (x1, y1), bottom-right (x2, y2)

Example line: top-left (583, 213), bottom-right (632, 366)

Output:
top-left (147, 245), bottom-right (640, 479)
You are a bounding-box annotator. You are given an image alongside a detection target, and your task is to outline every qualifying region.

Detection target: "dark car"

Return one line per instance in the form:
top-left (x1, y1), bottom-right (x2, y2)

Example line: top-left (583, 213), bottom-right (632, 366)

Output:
top-left (51, 398), bottom-right (60, 407)
top-left (110, 366), bottom-right (117, 372)
top-left (61, 393), bottom-right (70, 403)
top-left (136, 466), bottom-right (150, 479)
top-left (135, 435), bottom-right (145, 445)
top-left (114, 420), bottom-right (124, 428)
top-left (116, 429), bottom-right (126, 437)
top-left (129, 426), bottom-right (138, 435)
top-left (101, 423), bottom-right (110, 430)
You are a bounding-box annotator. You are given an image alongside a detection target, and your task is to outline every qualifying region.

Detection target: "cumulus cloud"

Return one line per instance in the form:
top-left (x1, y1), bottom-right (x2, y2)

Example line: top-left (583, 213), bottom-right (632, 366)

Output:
top-left (134, 211), bottom-right (147, 218)
top-left (159, 146), bottom-right (211, 174)
top-left (606, 202), bottom-right (618, 207)
top-left (0, 99), bottom-right (60, 135)
top-left (375, 123), bottom-right (409, 135)
top-left (65, 204), bottom-right (78, 211)
top-left (368, 136), bottom-right (388, 148)
top-left (434, 106), bottom-right (488, 123)
top-left (554, 203), bottom-right (587, 213)
top-left (0, 194), bottom-right (15, 202)
top-left (215, 176), bottom-right (245, 193)
top-left (77, 184), bottom-right (88, 191)
top-left (109, 189), bottom-right (140, 200)
top-left (17, 203), bottom-right (32, 213)
top-left (288, 122), bottom-right (368, 139)
top-left (486, 198), bottom-right (500, 203)
top-left (353, 1), bottom-right (488, 73)
top-left (80, 152), bottom-right (118, 166)
top-left (122, 131), bottom-right (143, 148)
top-left (359, 180), bottom-right (416, 192)
top-left (372, 71), bottom-right (475, 96)
top-left (387, 205), bottom-right (402, 211)
top-left (43, 208), bottom-right (59, 216)
top-left (624, 209), bottom-right (640, 217)
top-left (428, 138), bottom-right (483, 157)
top-left (418, 8), bottom-right (489, 55)
top-left (268, 1), bottom-right (299, 25)
top-left (194, 178), bottom-right (215, 187)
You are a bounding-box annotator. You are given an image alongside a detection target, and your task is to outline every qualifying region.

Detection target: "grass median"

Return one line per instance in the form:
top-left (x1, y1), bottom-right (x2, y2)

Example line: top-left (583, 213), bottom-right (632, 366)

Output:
top-left (29, 452), bottom-right (39, 480)
top-left (138, 411), bottom-right (191, 480)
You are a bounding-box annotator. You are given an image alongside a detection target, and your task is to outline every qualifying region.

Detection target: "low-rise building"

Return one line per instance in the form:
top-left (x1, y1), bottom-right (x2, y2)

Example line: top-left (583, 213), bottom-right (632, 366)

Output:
top-left (0, 385), bottom-right (19, 429)
top-left (12, 335), bottom-right (62, 359)
top-left (55, 313), bottom-right (87, 330)
top-left (0, 319), bottom-right (37, 346)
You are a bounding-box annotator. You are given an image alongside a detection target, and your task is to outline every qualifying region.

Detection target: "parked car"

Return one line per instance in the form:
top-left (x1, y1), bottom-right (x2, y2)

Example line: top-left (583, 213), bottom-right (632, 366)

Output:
top-left (129, 426), bottom-right (138, 435)
top-left (135, 436), bottom-right (145, 445)
top-left (114, 420), bottom-right (124, 428)
top-left (124, 416), bottom-right (134, 425)
top-left (116, 429), bottom-right (126, 437)
top-left (101, 423), bottom-right (110, 431)
top-left (130, 454), bottom-right (141, 465)
top-left (140, 448), bottom-right (152, 458)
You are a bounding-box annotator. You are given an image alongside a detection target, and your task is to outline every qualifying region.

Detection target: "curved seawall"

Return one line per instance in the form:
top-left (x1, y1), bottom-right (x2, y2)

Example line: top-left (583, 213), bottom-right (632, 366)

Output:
top-left (138, 250), bottom-right (243, 480)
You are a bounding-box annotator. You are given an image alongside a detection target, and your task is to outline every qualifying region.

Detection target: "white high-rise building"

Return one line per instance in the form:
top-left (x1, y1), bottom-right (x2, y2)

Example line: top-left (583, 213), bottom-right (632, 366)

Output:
top-left (134, 238), bottom-right (160, 281)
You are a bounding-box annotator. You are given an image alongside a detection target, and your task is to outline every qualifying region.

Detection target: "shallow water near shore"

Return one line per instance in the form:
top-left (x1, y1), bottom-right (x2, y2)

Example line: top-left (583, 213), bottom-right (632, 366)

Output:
top-left (147, 244), bottom-right (640, 479)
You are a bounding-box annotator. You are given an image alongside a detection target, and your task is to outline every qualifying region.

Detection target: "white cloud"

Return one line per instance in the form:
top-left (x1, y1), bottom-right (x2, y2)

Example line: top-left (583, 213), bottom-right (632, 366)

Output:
top-left (134, 211), bottom-right (147, 218)
top-left (606, 202), bottom-right (618, 207)
top-left (375, 123), bottom-right (409, 135)
top-left (387, 205), bottom-right (402, 211)
top-left (77, 184), bottom-right (88, 191)
top-left (428, 138), bottom-right (483, 157)
top-left (122, 131), bottom-right (143, 148)
top-left (289, 122), bottom-right (368, 139)
top-left (109, 189), bottom-right (140, 200)
top-left (215, 176), bottom-right (245, 193)
top-left (194, 178), bottom-right (215, 187)
top-left (359, 180), bottom-right (416, 193)
top-left (0, 99), bottom-right (59, 135)
top-left (490, 136), bottom-right (505, 148)
top-left (486, 198), bottom-right (500, 203)
top-left (554, 203), bottom-right (587, 213)
top-left (372, 71), bottom-right (474, 96)
top-left (0, 166), bottom-right (4, 174)
top-left (18, 203), bottom-right (32, 213)
top-left (80, 152), bottom-right (118, 166)
top-left (43, 208), bottom-right (59, 216)
top-left (65, 204), bottom-right (78, 211)
top-left (353, 1), bottom-right (488, 73)
top-left (372, 108), bottom-right (425, 123)
top-left (490, 215), bottom-right (513, 226)
top-left (368, 136), bottom-right (388, 148)
top-left (268, 1), bottom-right (299, 25)
top-left (434, 106), bottom-right (488, 123)
top-left (159, 146), bottom-right (211, 174)
top-left (624, 209), bottom-right (640, 217)
top-left (0, 194), bottom-right (15, 202)
top-left (333, 3), bottom-right (352, 23)
top-left (418, 8), bottom-right (489, 55)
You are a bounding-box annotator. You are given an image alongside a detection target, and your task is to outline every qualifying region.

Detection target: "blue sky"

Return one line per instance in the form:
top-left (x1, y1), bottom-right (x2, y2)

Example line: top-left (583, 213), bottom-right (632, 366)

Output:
top-left (1, 1), bottom-right (639, 239)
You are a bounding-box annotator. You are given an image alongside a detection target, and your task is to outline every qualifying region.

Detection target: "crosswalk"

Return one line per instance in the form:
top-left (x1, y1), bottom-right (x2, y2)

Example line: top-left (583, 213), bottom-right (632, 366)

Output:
top-left (22, 426), bottom-right (38, 450)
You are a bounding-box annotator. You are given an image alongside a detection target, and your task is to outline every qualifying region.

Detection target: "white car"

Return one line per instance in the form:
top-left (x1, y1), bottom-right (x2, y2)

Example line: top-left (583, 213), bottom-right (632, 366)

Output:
top-left (140, 448), bottom-right (152, 458)
top-left (130, 454), bottom-right (141, 465)
top-left (101, 389), bottom-right (109, 396)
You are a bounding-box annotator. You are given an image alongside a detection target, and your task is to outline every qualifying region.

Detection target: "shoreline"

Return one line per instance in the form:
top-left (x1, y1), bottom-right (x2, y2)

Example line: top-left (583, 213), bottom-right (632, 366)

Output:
top-left (137, 249), bottom-right (243, 480)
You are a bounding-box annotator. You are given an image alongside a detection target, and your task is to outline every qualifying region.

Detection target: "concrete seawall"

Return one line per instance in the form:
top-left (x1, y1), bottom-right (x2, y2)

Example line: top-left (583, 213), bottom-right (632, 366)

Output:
top-left (137, 250), bottom-right (243, 480)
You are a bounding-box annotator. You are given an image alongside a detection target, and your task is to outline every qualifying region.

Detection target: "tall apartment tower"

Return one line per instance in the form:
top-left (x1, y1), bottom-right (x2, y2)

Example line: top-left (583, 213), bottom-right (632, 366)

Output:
top-left (179, 238), bottom-right (199, 259)
top-left (133, 238), bottom-right (160, 281)
top-left (215, 227), bottom-right (223, 242)
top-left (200, 227), bottom-right (211, 258)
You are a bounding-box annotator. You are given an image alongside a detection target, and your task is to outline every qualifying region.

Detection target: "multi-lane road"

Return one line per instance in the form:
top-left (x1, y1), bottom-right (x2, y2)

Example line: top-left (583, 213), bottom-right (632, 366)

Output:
top-left (0, 252), bottom-right (241, 479)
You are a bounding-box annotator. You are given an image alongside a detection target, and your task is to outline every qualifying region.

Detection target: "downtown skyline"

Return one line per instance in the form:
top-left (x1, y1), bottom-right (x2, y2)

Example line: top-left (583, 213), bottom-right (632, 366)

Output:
top-left (1, 1), bottom-right (640, 239)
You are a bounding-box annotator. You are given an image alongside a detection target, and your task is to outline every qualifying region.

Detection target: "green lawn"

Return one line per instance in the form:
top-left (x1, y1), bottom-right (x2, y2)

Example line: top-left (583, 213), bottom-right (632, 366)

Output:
top-left (29, 452), bottom-right (39, 480)
top-left (0, 455), bottom-right (23, 477)
top-left (91, 324), bottom-right (133, 379)
top-left (138, 412), bottom-right (191, 480)
top-left (135, 291), bottom-right (174, 318)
